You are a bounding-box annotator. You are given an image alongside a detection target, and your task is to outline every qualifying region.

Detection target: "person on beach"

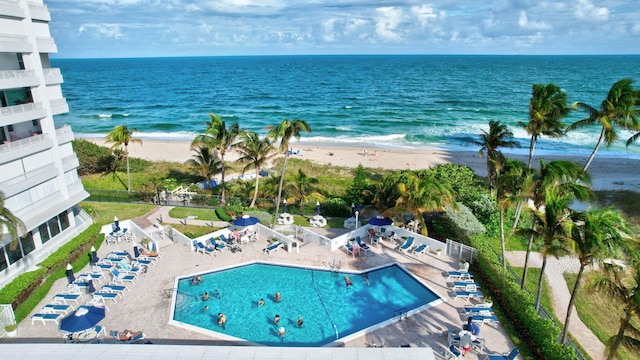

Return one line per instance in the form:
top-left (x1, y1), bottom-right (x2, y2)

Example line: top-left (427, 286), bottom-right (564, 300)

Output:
top-left (297, 316), bottom-right (304, 328)
top-left (202, 292), bottom-right (210, 301)
top-left (275, 292), bottom-right (281, 302)
top-left (213, 290), bottom-right (221, 299)
top-left (258, 298), bottom-right (265, 307)
top-left (233, 229), bottom-right (240, 241)
top-left (345, 276), bottom-right (353, 288)
top-left (218, 313), bottom-right (226, 329)
top-left (274, 314), bottom-right (280, 326)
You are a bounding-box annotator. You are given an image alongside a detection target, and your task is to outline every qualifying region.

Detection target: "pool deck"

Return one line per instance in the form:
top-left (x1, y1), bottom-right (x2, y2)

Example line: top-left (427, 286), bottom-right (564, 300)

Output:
top-left (7, 217), bottom-right (515, 359)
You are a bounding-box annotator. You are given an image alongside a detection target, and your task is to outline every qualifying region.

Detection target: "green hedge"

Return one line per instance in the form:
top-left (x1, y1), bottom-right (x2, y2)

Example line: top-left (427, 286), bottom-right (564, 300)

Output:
top-left (0, 223), bottom-right (103, 322)
top-left (469, 234), bottom-right (578, 360)
top-left (215, 208), bottom-right (233, 222)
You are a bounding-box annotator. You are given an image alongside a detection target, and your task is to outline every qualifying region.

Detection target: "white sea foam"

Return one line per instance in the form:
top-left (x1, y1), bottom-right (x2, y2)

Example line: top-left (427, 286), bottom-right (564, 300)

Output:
top-left (98, 114), bottom-right (112, 118)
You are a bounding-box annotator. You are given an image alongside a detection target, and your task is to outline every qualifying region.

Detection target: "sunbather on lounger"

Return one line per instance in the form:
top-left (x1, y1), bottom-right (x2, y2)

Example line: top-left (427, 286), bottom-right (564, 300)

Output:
top-left (118, 330), bottom-right (143, 342)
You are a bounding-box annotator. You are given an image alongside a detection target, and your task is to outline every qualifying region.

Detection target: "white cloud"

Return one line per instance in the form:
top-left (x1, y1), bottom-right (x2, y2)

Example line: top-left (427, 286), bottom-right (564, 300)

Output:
top-left (410, 5), bottom-right (437, 27)
top-left (78, 23), bottom-right (124, 39)
top-left (518, 10), bottom-right (551, 30)
top-left (574, 0), bottom-right (609, 21)
top-left (374, 7), bottom-right (404, 42)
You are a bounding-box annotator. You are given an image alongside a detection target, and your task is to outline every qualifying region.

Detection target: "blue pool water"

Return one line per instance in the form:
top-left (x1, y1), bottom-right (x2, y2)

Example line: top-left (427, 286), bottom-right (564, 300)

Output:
top-left (172, 263), bottom-right (441, 346)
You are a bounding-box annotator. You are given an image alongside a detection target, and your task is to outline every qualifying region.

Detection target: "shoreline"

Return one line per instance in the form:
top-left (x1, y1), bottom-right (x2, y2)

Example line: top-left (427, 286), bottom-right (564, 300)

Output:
top-left (82, 138), bottom-right (640, 192)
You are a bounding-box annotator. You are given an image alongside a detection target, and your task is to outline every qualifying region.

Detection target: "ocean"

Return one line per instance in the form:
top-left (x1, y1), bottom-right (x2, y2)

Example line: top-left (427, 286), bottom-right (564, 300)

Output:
top-left (51, 55), bottom-right (640, 157)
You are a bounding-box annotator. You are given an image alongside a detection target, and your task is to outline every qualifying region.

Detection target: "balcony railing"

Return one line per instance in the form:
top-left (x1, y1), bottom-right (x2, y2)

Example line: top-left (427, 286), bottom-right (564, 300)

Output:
top-left (0, 101), bottom-right (42, 116)
top-left (27, 1), bottom-right (50, 21)
top-left (1, 163), bottom-right (57, 190)
top-left (35, 36), bottom-right (57, 53)
top-left (0, 34), bottom-right (32, 53)
top-left (43, 67), bottom-right (62, 85)
top-left (56, 124), bottom-right (74, 144)
top-left (49, 97), bottom-right (68, 115)
top-left (61, 154), bottom-right (80, 172)
top-left (0, 132), bottom-right (48, 155)
top-left (0, 0), bottom-right (25, 19)
top-left (0, 69), bottom-right (35, 80)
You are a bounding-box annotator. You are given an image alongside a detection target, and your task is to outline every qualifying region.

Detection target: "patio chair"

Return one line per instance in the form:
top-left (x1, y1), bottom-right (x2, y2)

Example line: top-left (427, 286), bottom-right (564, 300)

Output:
top-left (485, 348), bottom-right (519, 360)
top-left (355, 237), bottom-right (371, 255)
top-left (117, 260), bottom-right (143, 274)
top-left (110, 269), bottom-right (137, 284)
top-left (344, 242), bottom-right (359, 257)
top-left (263, 241), bottom-right (284, 254)
top-left (412, 243), bottom-right (429, 255)
top-left (444, 344), bottom-right (462, 359)
top-left (31, 312), bottom-right (62, 325)
top-left (453, 290), bottom-right (484, 301)
top-left (398, 236), bottom-right (415, 251)
top-left (53, 293), bottom-right (83, 305)
top-left (446, 271), bottom-right (473, 281)
top-left (93, 291), bottom-right (120, 303)
top-left (112, 329), bottom-right (146, 343)
top-left (195, 241), bottom-right (215, 256)
top-left (469, 314), bottom-right (500, 326)
top-left (42, 302), bottom-right (73, 315)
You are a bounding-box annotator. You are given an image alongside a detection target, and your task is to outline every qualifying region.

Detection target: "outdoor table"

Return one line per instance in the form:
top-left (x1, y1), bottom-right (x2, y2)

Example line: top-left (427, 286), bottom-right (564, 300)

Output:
top-left (78, 329), bottom-right (98, 342)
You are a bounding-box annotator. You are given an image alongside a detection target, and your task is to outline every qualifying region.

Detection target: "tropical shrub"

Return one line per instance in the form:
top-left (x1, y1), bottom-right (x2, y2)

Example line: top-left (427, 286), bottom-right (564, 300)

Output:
top-left (215, 208), bottom-right (233, 222)
top-left (431, 203), bottom-right (486, 240)
top-left (322, 197), bottom-right (351, 217)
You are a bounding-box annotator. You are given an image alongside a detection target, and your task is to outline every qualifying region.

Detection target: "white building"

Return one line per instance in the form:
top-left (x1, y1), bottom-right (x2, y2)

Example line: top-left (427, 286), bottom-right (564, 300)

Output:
top-left (0, 0), bottom-right (91, 288)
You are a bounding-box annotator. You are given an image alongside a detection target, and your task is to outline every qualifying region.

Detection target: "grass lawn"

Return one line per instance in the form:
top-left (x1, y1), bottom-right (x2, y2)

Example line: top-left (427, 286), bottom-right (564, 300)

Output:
top-left (564, 273), bottom-right (638, 360)
top-left (166, 223), bottom-right (222, 239)
top-left (168, 207), bottom-right (223, 221)
top-left (80, 201), bottom-right (157, 226)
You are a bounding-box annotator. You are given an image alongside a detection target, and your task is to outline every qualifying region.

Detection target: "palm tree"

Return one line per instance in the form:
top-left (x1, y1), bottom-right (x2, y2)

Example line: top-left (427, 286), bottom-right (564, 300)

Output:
top-left (561, 207), bottom-right (633, 345)
top-left (235, 131), bottom-right (276, 207)
top-left (520, 159), bottom-right (592, 290)
top-left (286, 169), bottom-right (322, 210)
top-left (1, 191), bottom-right (25, 242)
top-left (520, 188), bottom-right (575, 310)
top-left (265, 119), bottom-right (311, 223)
top-left (395, 173), bottom-right (455, 236)
top-left (569, 78), bottom-right (640, 171)
top-left (187, 146), bottom-right (222, 189)
top-left (495, 158), bottom-right (527, 268)
top-left (472, 120), bottom-right (519, 195)
top-left (192, 113), bottom-right (240, 205)
top-left (104, 125), bottom-right (142, 194)
top-left (512, 83), bottom-right (571, 229)
top-left (587, 261), bottom-right (640, 359)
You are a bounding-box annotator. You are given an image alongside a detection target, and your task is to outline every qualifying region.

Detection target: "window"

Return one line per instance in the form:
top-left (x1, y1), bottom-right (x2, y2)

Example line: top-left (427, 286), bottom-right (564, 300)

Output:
top-left (0, 248), bottom-right (7, 272)
top-left (59, 212), bottom-right (70, 231)
top-left (6, 240), bottom-right (23, 265)
top-left (17, 53), bottom-right (25, 70)
top-left (21, 233), bottom-right (35, 256)
top-left (48, 217), bottom-right (60, 238)
top-left (39, 223), bottom-right (51, 243)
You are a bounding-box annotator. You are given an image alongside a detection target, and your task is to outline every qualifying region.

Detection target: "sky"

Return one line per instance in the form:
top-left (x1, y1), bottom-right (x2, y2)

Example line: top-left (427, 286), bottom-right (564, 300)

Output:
top-left (45, 0), bottom-right (640, 58)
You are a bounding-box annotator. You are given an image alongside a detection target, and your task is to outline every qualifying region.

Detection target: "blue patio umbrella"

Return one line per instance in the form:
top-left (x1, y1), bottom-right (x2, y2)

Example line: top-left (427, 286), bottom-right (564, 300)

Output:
top-left (133, 242), bottom-right (140, 258)
top-left (233, 215), bottom-right (260, 227)
top-left (90, 246), bottom-right (98, 265)
top-left (114, 216), bottom-right (120, 232)
top-left (65, 264), bottom-right (75, 284)
top-left (368, 216), bottom-right (393, 226)
top-left (60, 306), bottom-right (105, 333)
top-left (88, 280), bottom-right (96, 294)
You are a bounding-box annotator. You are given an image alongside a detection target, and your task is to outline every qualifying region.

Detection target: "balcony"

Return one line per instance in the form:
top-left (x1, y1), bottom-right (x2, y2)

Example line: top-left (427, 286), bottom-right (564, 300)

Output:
top-left (61, 153), bottom-right (80, 172)
top-left (0, 163), bottom-right (57, 198)
top-left (49, 97), bottom-right (68, 115)
top-left (0, 69), bottom-right (39, 89)
top-left (0, 34), bottom-right (33, 53)
top-left (56, 124), bottom-right (74, 144)
top-left (0, 133), bottom-right (53, 165)
top-left (0, 102), bottom-right (46, 126)
top-left (43, 67), bottom-right (63, 85)
top-left (28, 1), bottom-right (50, 21)
top-left (0, 0), bottom-right (25, 19)
top-left (35, 36), bottom-right (57, 53)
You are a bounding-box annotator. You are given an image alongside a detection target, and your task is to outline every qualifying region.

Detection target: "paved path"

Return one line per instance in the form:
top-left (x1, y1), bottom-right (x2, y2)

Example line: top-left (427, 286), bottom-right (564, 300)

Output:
top-left (505, 251), bottom-right (605, 360)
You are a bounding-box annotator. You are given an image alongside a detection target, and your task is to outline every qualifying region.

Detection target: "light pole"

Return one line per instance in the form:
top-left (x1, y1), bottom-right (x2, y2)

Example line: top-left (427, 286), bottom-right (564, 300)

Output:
top-left (355, 211), bottom-right (359, 229)
top-left (283, 199), bottom-right (288, 214)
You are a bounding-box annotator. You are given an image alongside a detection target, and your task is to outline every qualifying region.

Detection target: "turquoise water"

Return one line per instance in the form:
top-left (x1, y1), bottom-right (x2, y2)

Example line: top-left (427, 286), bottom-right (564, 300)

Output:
top-left (52, 55), bottom-right (640, 157)
top-left (173, 263), bottom-right (439, 346)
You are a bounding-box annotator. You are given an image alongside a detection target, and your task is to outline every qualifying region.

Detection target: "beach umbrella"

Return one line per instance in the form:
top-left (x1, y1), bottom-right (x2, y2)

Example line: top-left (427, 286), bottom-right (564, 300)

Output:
top-left (90, 246), bottom-right (98, 265)
top-left (233, 215), bottom-right (259, 227)
top-left (59, 306), bottom-right (105, 333)
top-left (368, 215), bottom-right (393, 226)
top-left (65, 264), bottom-right (75, 284)
top-left (88, 280), bottom-right (96, 294)
top-left (316, 201), bottom-right (321, 215)
top-left (133, 242), bottom-right (140, 258)
top-left (283, 199), bottom-right (288, 213)
top-left (114, 216), bottom-right (120, 232)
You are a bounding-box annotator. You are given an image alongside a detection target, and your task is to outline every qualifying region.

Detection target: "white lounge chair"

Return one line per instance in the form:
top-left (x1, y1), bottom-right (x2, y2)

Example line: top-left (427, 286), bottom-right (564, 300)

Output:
top-left (42, 302), bottom-right (73, 315)
top-left (264, 241), bottom-right (284, 254)
top-left (453, 290), bottom-right (484, 301)
top-left (53, 293), bottom-right (83, 305)
top-left (31, 312), bottom-right (62, 325)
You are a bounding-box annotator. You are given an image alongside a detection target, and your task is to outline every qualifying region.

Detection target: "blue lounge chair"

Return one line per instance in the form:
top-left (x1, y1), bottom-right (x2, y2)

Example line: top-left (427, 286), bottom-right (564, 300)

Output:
top-left (264, 241), bottom-right (284, 254)
top-left (485, 348), bottom-right (519, 360)
top-left (412, 243), bottom-right (429, 255)
top-left (195, 241), bottom-right (215, 256)
top-left (42, 303), bottom-right (73, 315)
top-left (445, 344), bottom-right (462, 359)
top-left (453, 290), bottom-right (484, 301)
top-left (470, 314), bottom-right (500, 326)
top-left (452, 281), bottom-right (481, 289)
top-left (110, 269), bottom-right (137, 284)
top-left (78, 272), bottom-right (104, 283)
top-left (463, 307), bottom-right (495, 316)
top-left (102, 284), bottom-right (128, 293)
top-left (399, 237), bottom-right (414, 251)
top-left (117, 260), bottom-right (143, 274)
top-left (355, 237), bottom-right (371, 255)
top-left (344, 242), bottom-right (359, 257)
top-left (31, 312), bottom-right (62, 325)
top-left (93, 292), bottom-right (120, 303)
top-left (446, 271), bottom-right (473, 280)
top-left (112, 330), bottom-right (146, 343)
top-left (53, 293), bottom-right (83, 305)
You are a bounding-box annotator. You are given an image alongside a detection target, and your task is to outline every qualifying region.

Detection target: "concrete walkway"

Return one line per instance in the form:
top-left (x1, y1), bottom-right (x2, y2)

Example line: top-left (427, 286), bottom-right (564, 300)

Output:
top-left (505, 251), bottom-right (605, 360)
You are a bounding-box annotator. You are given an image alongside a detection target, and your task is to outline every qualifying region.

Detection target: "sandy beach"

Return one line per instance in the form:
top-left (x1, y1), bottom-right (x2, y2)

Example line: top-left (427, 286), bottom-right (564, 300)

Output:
top-left (83, 138), bottom-right (640, 192)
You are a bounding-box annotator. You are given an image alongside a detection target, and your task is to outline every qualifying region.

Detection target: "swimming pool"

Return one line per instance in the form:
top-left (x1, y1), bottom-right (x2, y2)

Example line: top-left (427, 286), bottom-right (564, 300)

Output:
top-left (170, 262), bottom-right (443, 346)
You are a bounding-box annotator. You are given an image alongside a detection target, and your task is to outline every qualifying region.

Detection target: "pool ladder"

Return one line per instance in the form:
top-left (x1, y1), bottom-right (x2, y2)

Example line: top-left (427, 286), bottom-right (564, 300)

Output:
top-left (311, 270), bottom-right (340, 340)
top-left (394, 308), bottom-right (408, 321)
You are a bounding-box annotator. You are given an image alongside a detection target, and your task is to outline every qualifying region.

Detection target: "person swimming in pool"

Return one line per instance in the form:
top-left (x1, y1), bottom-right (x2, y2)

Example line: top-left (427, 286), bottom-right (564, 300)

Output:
top-left (258, 298), bottom-right (265, 307)
top-left (345, 276), bottom-right (353, 288)
top-left (203, 305), bottom-right (209, 312)
top-left (297, 316), bottom-right (304, 328)
top-left (202, 292), bottom-right (210, 301)
top-left (218, 313), bottom-right (226, 329)
top-left (363, 272), bottom-right (370, 286)
top-left (274, 292), bottom-right (281, 302)
top-left (278, 326), bottom-right (285, 341)
top-left (274, 314), bottom-right (280, 326)
top-left (213, 290), bottom-right (221, 299)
